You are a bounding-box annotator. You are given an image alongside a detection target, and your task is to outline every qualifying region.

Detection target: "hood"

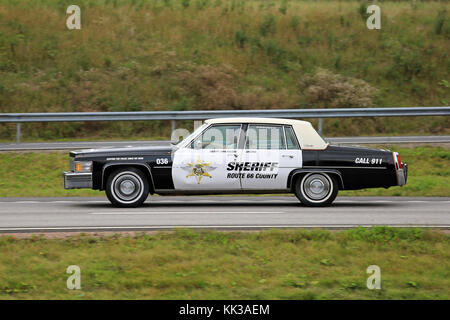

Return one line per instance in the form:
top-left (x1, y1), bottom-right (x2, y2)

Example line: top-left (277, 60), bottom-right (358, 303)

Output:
top-left (70, 145), bottom-right (173, 158)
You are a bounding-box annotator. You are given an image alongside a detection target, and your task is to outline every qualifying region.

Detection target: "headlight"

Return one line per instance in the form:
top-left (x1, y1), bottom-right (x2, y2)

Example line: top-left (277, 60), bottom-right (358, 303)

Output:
top-left (74, 161), bottom-right (93, 173)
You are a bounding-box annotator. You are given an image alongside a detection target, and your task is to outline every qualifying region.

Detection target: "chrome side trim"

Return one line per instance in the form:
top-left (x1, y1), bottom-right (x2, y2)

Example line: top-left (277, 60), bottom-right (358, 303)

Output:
top-left (302, 166), bottom-right (387, 170)
top-left (155, 189), bottom-right (290, 195)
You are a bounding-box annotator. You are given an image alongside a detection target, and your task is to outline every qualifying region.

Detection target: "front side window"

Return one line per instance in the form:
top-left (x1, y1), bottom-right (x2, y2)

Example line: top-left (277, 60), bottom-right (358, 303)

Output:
top-left (245, 125), bottom-right (286, 150)
top-left (190, 124), bottom-right (241, 150)
top-left (176, 123), bottom-right (209, 146)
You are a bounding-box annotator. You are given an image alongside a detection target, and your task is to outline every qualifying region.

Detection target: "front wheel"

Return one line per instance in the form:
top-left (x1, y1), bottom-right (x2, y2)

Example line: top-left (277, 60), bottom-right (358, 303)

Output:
top-left (106, 167), bottom-right (149, 207)
top-left (294, 172), bottom-right (338, 207)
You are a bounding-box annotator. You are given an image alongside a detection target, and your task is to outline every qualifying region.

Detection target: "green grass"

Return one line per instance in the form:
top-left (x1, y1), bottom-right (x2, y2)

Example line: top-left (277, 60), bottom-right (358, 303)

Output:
top-left (0, 0), bottom-right (449, 142)
top-left (0, 146), bottom-right (448, 197)
top-left (0, 151), bottom-right (99, 197)
top-left (0, 227), bottom-right (448, 299)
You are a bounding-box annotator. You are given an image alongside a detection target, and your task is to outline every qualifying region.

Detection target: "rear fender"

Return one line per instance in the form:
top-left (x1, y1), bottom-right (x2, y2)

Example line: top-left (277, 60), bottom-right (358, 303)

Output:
top-left (288, 169), bottom-right (344, 190)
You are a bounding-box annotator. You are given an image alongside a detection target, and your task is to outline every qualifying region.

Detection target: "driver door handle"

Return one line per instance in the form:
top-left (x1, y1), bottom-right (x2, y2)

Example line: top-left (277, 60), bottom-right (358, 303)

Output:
top-left (227, 153), bottom-right (239, 158)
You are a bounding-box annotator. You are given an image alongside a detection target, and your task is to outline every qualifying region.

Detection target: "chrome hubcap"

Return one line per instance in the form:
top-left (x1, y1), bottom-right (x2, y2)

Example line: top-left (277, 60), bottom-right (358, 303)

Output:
top-left (120, 180), bottom-right (136, 195)
top-left (310, 179), bottom-right (325, 193)
top-left (113, 173), bottom-right (142, 201)
top-left (303, 174), bottom-right (330, 200)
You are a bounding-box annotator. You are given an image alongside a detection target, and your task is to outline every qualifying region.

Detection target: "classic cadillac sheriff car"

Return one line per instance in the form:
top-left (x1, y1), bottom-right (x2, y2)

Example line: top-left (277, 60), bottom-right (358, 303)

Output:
top-left (63, 118), bottom-right (407, 207)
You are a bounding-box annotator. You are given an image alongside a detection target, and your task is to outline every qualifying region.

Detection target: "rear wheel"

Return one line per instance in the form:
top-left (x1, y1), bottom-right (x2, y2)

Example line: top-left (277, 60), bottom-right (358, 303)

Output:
top-left (106, 167), bottom-right (149, 207)
top-left (294, 172), bottom-right (338, 207)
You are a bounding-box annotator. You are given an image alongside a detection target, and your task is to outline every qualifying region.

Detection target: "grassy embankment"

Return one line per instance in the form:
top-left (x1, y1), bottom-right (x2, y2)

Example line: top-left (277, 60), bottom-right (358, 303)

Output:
top-left (0, 146), bottom-right (448, 197)
top-left (0, 227), bottom-right (448, 299)
top-left (0, 0), bottom-right (449, 142)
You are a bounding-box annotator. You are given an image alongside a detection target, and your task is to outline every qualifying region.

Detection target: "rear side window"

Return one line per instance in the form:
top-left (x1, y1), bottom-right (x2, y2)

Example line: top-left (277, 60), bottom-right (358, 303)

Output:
top-left (284, 126), bottom-right (300, 150)
top-left (245, 125), bottom-right (286, 150)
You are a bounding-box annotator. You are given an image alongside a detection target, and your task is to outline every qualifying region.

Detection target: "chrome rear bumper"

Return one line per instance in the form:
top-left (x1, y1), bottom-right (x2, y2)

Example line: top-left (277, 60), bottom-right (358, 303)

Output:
top-left (397, 163), bottom-right (408, 186)
top-left (63, 172), bottom-right (92, 189)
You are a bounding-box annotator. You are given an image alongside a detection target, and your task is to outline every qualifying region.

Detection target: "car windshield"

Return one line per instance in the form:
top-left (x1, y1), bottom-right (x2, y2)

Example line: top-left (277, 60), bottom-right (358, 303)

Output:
top-left (175, 123), bottom-right (209, 147)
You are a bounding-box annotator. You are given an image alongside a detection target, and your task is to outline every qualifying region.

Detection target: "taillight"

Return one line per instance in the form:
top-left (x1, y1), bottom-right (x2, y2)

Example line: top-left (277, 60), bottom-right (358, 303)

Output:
top-left (396, 153), bottom-right (402, 169)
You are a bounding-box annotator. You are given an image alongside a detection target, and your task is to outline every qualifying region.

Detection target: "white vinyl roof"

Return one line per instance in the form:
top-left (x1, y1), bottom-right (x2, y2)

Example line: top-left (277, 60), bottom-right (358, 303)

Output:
top-left (205, 117), bottom-right (328, 150)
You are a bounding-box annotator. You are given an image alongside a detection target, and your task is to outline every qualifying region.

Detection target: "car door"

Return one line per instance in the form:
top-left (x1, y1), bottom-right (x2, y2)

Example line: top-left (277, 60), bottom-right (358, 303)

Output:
top-left (172, 124), bottom-right (243, 191)
top-left (240, 124), bottom-right (302, 190)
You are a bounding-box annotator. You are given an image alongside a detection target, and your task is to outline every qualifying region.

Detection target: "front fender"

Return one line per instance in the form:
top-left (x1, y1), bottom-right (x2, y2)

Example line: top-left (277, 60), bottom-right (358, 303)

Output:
top-left (101, 162), bottom-right (155, 193)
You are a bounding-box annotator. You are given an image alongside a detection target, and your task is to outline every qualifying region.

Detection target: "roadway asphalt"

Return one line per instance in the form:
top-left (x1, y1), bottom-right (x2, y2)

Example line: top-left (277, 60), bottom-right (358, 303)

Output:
top-left (1, 136), bottom-right (449, 151)
top-left (0, 196), bottom-right (448, 233)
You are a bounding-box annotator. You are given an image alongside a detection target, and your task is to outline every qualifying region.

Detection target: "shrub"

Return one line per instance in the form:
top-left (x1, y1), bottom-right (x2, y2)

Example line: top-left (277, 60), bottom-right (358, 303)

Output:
top-left (182, 0), bottom-right (190, 9)
top-left (358, 2), bottom-right (368, 21)
top-left (196, 0), bottom-right (209, 10)
top-left (234, 29), bottom-right (249, 48)
top-left (290, 15), bottom-right (300, 31)
top-left (299, 68), bottom-right (377, 108)
top-left (181, 65), bottom-right (238, 109)
top-left (262, 39), bottom-right (286, 65)
top-left (259, 14), bottom-right (276, 37)
top-left (278, 0), bottom-right (287, 15)
top-left (434, 9), bottom-right (446, 35)
top-left (389, 47), bottom-right (424, 81)
top-left (104, 56), bottom-right (112, 68)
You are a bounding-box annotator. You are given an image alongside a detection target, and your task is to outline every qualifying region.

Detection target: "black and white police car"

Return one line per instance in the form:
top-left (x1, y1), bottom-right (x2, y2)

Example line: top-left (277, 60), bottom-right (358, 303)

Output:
top-left (63, 118), bottom-right (407, 207)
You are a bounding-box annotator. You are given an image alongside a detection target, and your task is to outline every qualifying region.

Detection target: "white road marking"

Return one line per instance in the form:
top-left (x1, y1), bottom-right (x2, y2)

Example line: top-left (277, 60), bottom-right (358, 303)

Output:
top-left (2, 201), bottom-right (107, 204)
top-left (6, 201), bottom-right (42, 204)
top-left (88, 211), bottom-right (284, 215)
top-left (327, 200), bottom-right (402, 204)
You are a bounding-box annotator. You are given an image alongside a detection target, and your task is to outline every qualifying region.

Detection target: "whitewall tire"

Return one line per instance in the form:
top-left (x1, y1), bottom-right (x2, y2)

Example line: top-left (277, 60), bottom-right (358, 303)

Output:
top-left (294, 172), bottom-right (338, 207)
top-left (106, 167), bottom-right (149, 208)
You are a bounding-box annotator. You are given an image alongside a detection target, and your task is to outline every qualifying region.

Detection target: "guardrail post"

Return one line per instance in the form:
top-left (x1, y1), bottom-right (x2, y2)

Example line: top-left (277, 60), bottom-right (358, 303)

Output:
top-left (171, 120), bottom-right (176, 134)
top-left (16, 123), bottom-right (21, 144)
top-left (318, 118), bottom-right (323, 135)
top-left (194, 120), bottom-right (202, 130)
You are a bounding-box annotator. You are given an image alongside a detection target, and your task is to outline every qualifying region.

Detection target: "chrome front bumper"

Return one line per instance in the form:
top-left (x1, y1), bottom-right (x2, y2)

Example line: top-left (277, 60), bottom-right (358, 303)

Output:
top-left (397, 163), bottom-right (408, 186)
top-left (63, 172), bottom-right (93, 189)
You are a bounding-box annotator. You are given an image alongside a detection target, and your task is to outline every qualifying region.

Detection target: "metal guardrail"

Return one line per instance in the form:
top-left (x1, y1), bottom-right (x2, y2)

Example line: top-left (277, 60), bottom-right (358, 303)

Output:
top-left (1, 136), bottom-right (449, 151)
top-left (1, 106), bottom-right (449, 144)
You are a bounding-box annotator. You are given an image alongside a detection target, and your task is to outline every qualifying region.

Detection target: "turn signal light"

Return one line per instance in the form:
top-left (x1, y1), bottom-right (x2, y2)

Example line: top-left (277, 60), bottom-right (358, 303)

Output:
top-left (75, 163), bottom-right (82, 172)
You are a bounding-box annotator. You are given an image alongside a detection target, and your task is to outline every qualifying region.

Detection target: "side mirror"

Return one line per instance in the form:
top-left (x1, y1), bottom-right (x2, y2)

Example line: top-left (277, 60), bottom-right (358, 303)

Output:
top-left (170, 140), bottom-right (179, 145)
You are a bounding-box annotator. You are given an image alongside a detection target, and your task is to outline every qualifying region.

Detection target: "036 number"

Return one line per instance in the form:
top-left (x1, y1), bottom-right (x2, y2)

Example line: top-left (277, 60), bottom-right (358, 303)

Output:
top-left (156, 158), bottom-right (169, 165)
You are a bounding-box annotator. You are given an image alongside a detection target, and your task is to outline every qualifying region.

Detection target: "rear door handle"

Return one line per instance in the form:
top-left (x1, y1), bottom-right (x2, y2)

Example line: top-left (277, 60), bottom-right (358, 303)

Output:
top-left (282, 155), bottom-right (294, 158)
